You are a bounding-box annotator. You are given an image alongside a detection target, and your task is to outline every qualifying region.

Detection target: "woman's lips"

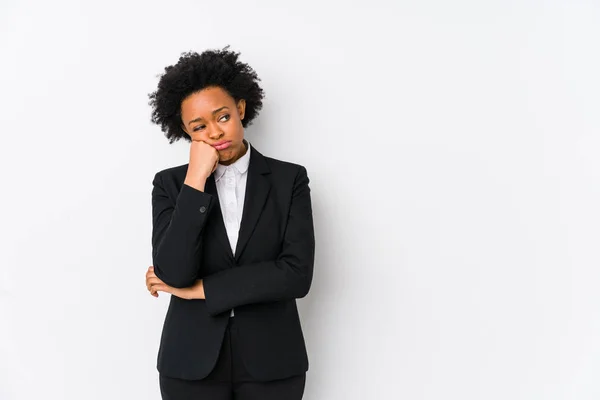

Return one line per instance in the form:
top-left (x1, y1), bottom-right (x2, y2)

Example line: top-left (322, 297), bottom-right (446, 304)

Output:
top-left (213, 141), bottom-right (231, 151)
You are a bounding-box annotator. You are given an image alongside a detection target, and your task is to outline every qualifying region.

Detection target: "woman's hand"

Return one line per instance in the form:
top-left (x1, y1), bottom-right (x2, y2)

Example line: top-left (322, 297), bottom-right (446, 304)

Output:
top-left (145, 266), bottom-right (205, 300)
top-left (183, 140), bottom-right (219, 191)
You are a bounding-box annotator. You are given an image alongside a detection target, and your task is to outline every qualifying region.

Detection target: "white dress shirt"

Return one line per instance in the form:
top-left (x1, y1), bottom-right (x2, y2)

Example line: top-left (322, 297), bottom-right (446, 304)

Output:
top-left (213, 140), bottom-right (251, 317)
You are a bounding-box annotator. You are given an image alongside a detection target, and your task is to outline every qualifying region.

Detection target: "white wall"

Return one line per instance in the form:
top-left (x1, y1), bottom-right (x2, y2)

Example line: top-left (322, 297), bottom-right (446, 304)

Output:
top-left (1, 0), bottom-right (599, 399)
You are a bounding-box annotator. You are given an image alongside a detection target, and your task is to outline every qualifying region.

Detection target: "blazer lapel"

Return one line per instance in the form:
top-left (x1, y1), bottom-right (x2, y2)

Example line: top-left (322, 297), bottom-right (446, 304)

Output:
top-left (204, 173), bottom-right (235, 261)
top-left (234, 146), bottom-right (271, 261)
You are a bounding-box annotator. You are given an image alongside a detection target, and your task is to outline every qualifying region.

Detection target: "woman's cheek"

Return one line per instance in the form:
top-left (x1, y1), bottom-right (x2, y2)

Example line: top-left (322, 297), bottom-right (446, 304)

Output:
top-left (189, 131), bottom-right (205, 142)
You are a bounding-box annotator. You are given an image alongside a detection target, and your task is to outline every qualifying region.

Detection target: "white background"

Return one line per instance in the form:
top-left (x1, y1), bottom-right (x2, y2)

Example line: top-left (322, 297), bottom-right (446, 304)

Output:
top-left (1, 0), bottom-right (599, 399)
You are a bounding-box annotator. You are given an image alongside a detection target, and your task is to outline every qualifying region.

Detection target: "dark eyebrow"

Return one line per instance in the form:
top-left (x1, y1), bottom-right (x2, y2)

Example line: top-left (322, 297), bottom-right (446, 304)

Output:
top-left (187, 106), bottom-right (229, 126)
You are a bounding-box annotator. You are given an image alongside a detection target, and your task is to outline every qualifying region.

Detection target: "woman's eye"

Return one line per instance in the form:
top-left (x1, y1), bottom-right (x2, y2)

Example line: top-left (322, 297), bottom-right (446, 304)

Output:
top-left (192, 115), bottom-right (227, 131)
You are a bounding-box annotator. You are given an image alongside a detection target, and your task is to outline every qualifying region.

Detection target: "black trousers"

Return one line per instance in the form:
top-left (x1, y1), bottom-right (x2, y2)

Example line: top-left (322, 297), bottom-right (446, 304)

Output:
top-left (159, 316), bottom-right (306, 400)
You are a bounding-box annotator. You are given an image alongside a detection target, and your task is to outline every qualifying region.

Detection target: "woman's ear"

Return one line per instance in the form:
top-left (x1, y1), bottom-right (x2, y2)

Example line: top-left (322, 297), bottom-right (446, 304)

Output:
top-left (237, 99), bottom-right (246, 120)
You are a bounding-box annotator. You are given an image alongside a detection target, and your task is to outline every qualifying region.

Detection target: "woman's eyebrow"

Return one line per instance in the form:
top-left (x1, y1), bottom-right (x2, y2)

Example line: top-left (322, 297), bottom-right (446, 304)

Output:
top-left (187, 106), bottom-right (229, 126)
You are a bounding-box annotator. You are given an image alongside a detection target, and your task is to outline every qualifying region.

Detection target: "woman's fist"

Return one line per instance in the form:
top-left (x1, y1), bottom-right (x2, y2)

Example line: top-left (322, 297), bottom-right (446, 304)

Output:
top-left (145, 266), bottom-right (206, 300)
top-left (184, 140), bottom-right (219, 191)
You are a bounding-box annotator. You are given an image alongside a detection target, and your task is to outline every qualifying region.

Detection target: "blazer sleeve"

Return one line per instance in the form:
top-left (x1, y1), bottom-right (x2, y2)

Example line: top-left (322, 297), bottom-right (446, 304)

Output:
top-left (151, 172), bottom-right (214, 288)
top-left (203, 166), bottom-right (315, 316)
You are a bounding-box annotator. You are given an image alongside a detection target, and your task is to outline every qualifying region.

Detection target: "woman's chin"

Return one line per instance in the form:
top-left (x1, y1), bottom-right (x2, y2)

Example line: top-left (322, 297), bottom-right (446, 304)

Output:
top-left (218, 146), bottom-right (242, 164)
top-left (219, 149), bottom-right (234, 160)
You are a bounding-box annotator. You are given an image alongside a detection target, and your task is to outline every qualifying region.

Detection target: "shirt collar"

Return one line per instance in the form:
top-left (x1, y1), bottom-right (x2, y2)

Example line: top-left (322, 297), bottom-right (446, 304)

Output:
top-left (214, 140), bottom-right (251, 182)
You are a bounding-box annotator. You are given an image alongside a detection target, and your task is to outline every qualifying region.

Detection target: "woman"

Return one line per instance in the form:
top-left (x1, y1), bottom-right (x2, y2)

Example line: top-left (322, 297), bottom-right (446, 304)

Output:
top-left (145, 46), bottom-right (315, 400)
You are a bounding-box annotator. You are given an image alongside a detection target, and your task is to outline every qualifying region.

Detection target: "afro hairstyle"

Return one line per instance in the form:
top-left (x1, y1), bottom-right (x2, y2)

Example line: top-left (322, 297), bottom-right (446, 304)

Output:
top-left (148, 45), bottom-right (265, 143)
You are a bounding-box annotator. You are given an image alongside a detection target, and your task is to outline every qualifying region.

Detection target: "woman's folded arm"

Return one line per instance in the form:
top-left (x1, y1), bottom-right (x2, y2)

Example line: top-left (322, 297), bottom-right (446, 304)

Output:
top-left (152, 172), bottom-right (213, 288)
top-left (203, 166), bottom-right (315, 315)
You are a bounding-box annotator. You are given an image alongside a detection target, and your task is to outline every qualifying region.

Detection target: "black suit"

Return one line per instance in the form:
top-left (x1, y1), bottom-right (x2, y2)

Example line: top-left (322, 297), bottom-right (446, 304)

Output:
top-left (151, 145), bottom-right (315, 383)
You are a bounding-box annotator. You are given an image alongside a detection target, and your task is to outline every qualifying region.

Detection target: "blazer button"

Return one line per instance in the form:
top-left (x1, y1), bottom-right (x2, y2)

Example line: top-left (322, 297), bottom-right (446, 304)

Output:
top-left (199, 206), bottom-right (207, 213)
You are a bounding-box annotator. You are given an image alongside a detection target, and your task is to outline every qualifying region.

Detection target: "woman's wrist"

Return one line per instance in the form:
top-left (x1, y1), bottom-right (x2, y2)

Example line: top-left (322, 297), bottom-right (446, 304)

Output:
top-left (183, 175), bottom-right (208, 192)
top-left (194, 279), bottom-right (205, 300)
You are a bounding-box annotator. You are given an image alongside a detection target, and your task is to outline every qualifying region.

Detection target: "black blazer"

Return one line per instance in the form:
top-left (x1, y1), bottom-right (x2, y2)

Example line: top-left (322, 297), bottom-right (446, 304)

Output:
top-left (151, 144), bottom-right (315, 381)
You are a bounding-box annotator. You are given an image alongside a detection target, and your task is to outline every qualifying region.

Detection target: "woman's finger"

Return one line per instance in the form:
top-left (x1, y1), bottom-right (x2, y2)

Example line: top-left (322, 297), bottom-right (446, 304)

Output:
top-left (146, 267), bottom-right (159, 298)
top-left (146, 278), bottom-right (166, 293)
top-left (147, 277), bottom-right (165, 287)
top-left (148, 278), bottom-right (168, 289)
top-left (147, 282), bottom-right (160, 293)
top-left (152, 283), bottom-right (172, 294)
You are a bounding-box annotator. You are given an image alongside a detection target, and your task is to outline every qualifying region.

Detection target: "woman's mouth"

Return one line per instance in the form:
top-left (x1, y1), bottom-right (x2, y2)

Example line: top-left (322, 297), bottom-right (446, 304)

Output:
top-left (213, 141), bottom-right (231, 151)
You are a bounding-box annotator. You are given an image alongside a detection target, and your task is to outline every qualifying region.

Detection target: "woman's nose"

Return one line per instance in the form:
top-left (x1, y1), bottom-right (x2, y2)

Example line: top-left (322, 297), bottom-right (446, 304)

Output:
top-left (209, 129), bottom-right (224, 140)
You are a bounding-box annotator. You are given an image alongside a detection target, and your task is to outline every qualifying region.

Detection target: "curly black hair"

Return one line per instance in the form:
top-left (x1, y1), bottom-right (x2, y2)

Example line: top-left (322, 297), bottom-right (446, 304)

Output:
top-left (148, 45), bottom-right (265, 143)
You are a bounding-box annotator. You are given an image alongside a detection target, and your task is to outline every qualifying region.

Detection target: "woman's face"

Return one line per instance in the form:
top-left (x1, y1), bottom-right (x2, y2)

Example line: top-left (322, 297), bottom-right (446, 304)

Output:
top-left (180, 86), bottom-right (247, 166)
